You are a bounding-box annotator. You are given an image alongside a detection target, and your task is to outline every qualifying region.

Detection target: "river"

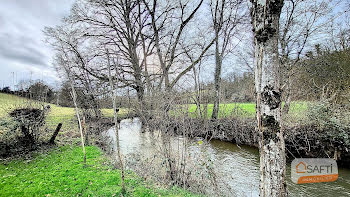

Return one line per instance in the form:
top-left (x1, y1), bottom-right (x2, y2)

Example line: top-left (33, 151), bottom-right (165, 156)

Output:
top-left (103, 118), bottom-right (350, 196)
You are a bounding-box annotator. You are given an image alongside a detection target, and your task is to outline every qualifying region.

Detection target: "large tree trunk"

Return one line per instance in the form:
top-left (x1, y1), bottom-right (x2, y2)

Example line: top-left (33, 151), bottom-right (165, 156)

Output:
top-left (250, 0), bottom-right (288, 196)
top-left (282, 84), bottom-right (291, 115)
top-left (131, 50), bottom-right (144, 103)
top-left (135, 82), bottom-right (145, 102)
top-left (164, 69), bottom-right (170, 91)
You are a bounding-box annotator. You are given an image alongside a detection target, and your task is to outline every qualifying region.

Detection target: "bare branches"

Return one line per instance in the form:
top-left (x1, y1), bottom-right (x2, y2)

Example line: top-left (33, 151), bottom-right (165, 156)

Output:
top-left (144, 0), bottom-right (214, 90)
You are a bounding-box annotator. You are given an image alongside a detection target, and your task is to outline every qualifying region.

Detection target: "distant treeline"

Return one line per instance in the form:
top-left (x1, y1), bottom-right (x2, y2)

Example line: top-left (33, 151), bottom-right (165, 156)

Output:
top-left (2, 46), bottom-right (349, 107)
top-left (198, 46), bottom-right (350, 104)
top-left (0, 81), bottom-right (55, 103)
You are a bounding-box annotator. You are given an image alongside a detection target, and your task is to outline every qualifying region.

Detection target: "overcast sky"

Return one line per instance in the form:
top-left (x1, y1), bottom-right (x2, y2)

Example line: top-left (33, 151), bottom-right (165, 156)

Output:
top-left (0, 0), bottom-right (75, 90)
top-left (0, 0), bottom-right (347, 91)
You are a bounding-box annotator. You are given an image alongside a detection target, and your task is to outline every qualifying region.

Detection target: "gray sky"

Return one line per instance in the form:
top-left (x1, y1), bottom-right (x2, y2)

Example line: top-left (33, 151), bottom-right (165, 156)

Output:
top-left (0, 0), bottom-right (346, 90)
top-left (0, 0), bottom-right (75, 90)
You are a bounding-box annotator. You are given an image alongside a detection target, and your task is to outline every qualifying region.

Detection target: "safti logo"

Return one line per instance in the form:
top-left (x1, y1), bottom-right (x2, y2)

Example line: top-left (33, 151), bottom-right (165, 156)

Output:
top-left (291, 158), bottom-right (338, 184)
top-left (296, 162), bottom-right (306, 173)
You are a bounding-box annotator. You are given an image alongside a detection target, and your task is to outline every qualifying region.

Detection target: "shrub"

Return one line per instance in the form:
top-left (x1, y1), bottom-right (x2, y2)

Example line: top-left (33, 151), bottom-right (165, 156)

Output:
top-left (306, 101), bottom-right (350, 147)
top-left (3, 106), bottom-right (50, 146)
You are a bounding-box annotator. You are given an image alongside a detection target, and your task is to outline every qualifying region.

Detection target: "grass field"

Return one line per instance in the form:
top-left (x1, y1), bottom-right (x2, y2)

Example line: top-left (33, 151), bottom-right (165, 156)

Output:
top-left (0, 93), bottom-right (308, 130)
top-left (0, 93), bottom-right (127, 141)
top-left (187, 102), bottom-right (308, 119)
top-left (0, 146), bottom-right (197, 197)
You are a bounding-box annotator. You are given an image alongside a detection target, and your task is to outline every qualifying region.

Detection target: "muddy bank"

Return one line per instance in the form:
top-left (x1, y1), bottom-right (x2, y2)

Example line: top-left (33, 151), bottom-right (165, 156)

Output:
top-left (148, 117), bottom-right (350, 167)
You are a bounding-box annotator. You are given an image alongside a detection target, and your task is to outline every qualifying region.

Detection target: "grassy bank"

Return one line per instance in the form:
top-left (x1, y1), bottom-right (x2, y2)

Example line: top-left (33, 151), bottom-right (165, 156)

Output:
top-left (0, 146), bottom-right (197, 197)
top-left (0, 93), bottom-right (129, 142)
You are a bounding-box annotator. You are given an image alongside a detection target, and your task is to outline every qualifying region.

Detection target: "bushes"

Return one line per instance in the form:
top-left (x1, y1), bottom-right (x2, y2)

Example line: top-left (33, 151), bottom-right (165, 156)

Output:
top-left (0, 106), bottom-right (50, 150)
top-left (306, 101), bottom-right (350, 147)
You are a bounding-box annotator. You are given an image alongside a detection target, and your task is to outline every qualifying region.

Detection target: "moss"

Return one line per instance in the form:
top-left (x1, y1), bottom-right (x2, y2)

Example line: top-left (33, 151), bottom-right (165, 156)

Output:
top-left (251, 0), bottom-right (284, 43)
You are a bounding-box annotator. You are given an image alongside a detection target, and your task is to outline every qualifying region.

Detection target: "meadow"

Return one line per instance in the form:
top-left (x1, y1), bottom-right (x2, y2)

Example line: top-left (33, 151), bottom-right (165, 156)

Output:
top-left (0, 146), bottom-right (197, 197)
top-left (0, 93), bottom-right (200, 196)
top-left (0, 93), bottom-right (309, 135)
top-left (187, 102), bottom-right (308, 119)
top-left (0, 93), bottom-right (128, 143)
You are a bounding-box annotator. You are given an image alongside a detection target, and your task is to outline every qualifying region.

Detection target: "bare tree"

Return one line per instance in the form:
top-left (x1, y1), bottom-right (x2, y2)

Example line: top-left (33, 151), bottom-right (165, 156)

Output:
top-left (144, 0), bottom-right (215, 91)
top-left (250, 0), bottom-right (287, 196)
top-left (210, 0), bottom-right (246, 119)
top-left (66, 0), bottom-right (155, 102)
top-left (58, 54), bottom-right (87, 166)
top-left (46, 27), bottom-right (104, 136)
top-left (106, 49), bottom-right (126, 194)
top-left (279, 0), bottom-right (341, 115)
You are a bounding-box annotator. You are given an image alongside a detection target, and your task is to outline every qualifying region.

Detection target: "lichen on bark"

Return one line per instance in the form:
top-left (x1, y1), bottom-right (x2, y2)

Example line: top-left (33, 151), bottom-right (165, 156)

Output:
top-left (250, 0), bottom-right (284, 43)
top-left (251, 0), bottom-right (288, 196)
top-left (261, 85), bottom-right (281, 110)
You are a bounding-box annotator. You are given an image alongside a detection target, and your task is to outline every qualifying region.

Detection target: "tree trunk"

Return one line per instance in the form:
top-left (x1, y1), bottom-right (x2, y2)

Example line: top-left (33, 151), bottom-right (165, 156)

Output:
top-left (135, 83), bottom-right (144, 103)
top-left (82, 116), bottom-right (89, 146)
top-left (212, 34), bottom-right (222, 120)
top-left (192, 65), bottom-right (203, 118)
top-left (90, 94), bottom-right (102, 119)
top-left (164, 69), bottom-right (170, 91)
top-left (282, 72), bottom-right (291, 116)
top-left (250, 0), bottom-right (288, 196)
top-left (61, 63), bottom-right (87, 166)
top-left (106, 49), bottom-right (126, 194)
top-left (282, 88), bottom-right (291, 115)
top-left (70, 89), bottom-right (87, 166)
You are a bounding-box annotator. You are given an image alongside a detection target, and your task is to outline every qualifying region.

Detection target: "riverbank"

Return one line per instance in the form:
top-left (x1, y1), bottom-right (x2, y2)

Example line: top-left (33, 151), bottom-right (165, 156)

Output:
top-left (0, 145), bottom-right (199, 196)
top-left (148, 117), bottom-right (350, 167)
top-left (99, 118), bottom-right (350, 196)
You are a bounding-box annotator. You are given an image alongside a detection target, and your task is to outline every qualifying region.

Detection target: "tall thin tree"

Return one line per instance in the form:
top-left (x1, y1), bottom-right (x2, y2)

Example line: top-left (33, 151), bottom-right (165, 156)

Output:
top-left (210, 0), bottom-right (245, 119)
top-left (106, 49), bottom-right (126, 194)
top-left (61, 56), bottom-right (87, 166)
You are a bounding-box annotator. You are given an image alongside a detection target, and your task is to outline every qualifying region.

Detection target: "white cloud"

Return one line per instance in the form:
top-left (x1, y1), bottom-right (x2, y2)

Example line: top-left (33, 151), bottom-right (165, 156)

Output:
top-left (0, 0), bottom-right (75, 89)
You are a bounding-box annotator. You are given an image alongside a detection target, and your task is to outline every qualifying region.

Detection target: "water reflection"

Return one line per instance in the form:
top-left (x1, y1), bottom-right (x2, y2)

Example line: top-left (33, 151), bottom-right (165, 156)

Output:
top-left (103, 118), bottom-right (350, 197)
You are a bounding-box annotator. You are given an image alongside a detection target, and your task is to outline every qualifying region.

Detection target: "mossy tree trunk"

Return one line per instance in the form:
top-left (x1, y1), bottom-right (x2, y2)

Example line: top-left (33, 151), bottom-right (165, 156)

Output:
top-left (250, 0), bottom-right (288, 196)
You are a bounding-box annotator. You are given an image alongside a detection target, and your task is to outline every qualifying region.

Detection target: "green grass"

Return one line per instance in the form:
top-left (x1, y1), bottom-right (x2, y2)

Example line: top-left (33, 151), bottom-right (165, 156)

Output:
top-left (187, 102), bottom-right (308, 119)
top-left (187, 103), bottom-right (255, 118)
top-left (0, 92), bottom-right (307, 121)
top-left (0, 146), bottom-right (198, 197)
top-left (0, 93), bottom-right (125, 140)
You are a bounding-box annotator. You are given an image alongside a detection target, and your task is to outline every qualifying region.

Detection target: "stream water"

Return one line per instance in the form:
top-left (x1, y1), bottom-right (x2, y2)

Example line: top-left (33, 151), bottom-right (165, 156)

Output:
top-left (103, 118), bottom-right (350, 196)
